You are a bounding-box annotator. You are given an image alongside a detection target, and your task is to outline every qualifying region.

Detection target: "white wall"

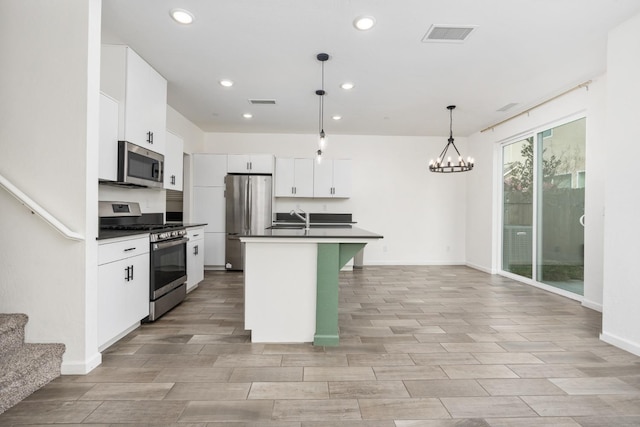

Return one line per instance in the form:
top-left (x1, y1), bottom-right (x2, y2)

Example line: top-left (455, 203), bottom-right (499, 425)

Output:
top-left (601, 12), bottom-right (640, 356)
top-left (0, 0), bottom-right (102, 373)
top-left (200, 132), bottom-right (468, 265)
top-left (465, 77), bottom-right (607, 310)
top-left (167, 105), bottom-right (204, 154)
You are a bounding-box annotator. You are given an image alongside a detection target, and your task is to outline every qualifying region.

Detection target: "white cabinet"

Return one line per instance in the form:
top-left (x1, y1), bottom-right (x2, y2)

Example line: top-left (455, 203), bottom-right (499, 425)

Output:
top-left (227, 154), bottom-right (273, 173)
top-left (98, 235), bottom-right (150, 349)
top-left (186, 227), bottom-right (205, 291)
top-left (313, 159), bottom-right (352, 198)
top-left (274, 158), bottom-right (314, 197)
top-left (164, 130), bottom-right (184, 191)
top-left (204, 232), bottom-right (226, 266)
top-left (192, 154), bottom-right (228, 268)
top-left (193, 154), bottom-right (227, 186)
top-left (193, 187), bottom-right (225, 233)
top-left (101, 44), bottom-right (167, 154)
top-left (98, 93), bottom-right (119, 181)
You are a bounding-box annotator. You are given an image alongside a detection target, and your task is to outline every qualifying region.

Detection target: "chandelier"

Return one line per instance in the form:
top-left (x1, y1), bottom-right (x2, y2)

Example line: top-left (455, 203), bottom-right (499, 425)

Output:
top-left (315, 53), bottom-right (329, 163)
top-left (429, 105), bottom-right (474, 173)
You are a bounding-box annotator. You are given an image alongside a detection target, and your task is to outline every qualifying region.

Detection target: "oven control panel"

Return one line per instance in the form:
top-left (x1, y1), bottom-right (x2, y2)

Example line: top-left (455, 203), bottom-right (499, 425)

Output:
top-left (150, 228), bottom-right (187, 243)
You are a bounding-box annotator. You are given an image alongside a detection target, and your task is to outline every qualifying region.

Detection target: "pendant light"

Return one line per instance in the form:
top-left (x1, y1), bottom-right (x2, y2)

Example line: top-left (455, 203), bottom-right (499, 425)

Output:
top-left (429, 105), bottom-right (474, 173)
top-left (315, 53), bottom-right (329, 164)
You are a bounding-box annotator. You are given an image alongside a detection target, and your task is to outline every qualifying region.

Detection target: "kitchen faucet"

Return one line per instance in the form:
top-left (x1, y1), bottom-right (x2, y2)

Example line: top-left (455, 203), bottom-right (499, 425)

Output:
top-left (290, 208), bottom-right (310, 230)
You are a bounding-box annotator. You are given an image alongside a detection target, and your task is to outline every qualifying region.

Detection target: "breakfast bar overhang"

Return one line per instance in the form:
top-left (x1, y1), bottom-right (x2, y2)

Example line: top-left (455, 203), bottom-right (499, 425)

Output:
top-left (240, 227), bottom-right (383, 346)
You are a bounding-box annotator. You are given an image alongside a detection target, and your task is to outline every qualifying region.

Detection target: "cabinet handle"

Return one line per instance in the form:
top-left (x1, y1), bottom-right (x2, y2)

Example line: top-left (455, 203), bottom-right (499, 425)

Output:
top-left (249, 161), bottom-right (253, 170)
top-left (130, 265), bottom-right (134, 280)
top-left (193, 234), bottom-right (200, 237)
top-left (246, 162), bottom-right (250, 170)
top-left (194, 245), bottom-right (199, 255)
top-left (171, 175), bottom-right (176, 185)
top-left (124, 266), bottom-right (130, 281)
top-left (147, 131), bottom-right (154, 144)
top-left (124, 247), bottom-right (136, 252)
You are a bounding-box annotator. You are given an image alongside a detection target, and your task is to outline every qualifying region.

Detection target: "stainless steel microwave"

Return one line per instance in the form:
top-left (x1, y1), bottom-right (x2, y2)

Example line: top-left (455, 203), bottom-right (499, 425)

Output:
top-left (117, 141), bottom-right (164, 188)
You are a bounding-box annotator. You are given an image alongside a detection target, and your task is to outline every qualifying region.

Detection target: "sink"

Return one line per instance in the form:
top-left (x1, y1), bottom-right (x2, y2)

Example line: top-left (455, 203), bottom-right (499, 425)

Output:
top-left (267, 223), bottom-right (352, 230)
top-left (267, 224), bottom-right (305, 229)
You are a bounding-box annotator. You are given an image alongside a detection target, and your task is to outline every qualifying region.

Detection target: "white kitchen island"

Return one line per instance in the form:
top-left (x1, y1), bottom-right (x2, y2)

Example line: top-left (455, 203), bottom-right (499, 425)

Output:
top-left (240, 226), bottom-right (383, 345)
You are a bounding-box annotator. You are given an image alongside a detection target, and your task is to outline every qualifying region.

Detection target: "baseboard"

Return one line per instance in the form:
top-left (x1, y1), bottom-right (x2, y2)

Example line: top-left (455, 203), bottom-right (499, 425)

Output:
top-left (600, 331), bottom-right (640, 357)
top-left (61, 351), bottom-right (102, 375)
top-left (581, 298), bottom-right (602, 312)
top-left (364, 261), bottom-right (466, 266)
top-left (466, 262), bottom-right (494, 274)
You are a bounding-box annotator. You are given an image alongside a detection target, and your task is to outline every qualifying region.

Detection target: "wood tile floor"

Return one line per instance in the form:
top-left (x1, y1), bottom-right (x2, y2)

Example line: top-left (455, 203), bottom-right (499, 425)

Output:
top-left (2, 266), bottom-right (640, 426)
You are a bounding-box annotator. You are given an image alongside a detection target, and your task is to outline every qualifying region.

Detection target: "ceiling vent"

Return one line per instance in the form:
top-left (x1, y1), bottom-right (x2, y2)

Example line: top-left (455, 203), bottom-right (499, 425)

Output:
top-left (422, 25), bottom-right (477, 43)
top-left (497, 102), bottom-right (519, 112)
top-left (248, 99), bottom-right (276, 105)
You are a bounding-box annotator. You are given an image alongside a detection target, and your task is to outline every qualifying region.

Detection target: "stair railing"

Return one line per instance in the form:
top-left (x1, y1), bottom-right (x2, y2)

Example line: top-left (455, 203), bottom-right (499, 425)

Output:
top-left (0, 173), bottom-right (84, 241)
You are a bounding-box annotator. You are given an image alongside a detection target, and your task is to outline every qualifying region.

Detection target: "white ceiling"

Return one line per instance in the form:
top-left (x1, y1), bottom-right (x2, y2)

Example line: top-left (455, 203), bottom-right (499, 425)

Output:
top-left (101, 0), bottom-right (640, 137)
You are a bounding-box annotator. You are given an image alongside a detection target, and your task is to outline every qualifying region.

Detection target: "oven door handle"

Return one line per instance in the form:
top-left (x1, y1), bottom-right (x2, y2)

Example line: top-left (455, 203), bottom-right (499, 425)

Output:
top-left (152, 237), bottom-right (189, 251)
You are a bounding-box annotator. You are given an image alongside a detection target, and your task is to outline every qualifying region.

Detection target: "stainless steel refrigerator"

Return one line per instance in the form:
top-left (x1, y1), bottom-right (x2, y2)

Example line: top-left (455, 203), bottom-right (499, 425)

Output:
top-left (225, 174), bottom-right (272, 270)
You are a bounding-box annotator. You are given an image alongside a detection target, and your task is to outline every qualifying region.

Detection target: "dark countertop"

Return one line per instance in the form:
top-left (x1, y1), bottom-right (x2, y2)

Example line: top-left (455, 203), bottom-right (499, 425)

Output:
top-left (97, 230), bottom-right (149, 241)
top-left (240, 226), bottom-right (383, 240)
top-left (97, 223), bottom-right (207, 240)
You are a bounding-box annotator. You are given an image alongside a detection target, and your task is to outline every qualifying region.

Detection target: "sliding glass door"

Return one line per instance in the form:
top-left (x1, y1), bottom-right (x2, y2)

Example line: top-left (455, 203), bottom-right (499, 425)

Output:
top-left (502, 138), bottom-right (533, 279)
top-left (501, 118), bottom-right (586, 296)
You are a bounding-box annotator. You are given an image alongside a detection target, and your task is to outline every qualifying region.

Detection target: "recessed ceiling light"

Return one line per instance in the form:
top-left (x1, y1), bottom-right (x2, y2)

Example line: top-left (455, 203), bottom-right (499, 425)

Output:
top-left (242, 113), bottom-right (253, 119)
top-left (353, 16), bottom-right (376, 31)
top-left (219, 79), bottom-right (234, 87)
top-left (332, 115), bottom-right (342, 121)
top-left (170, 8), bottom-right (194, 25)
top-left (340, 82), bottom-right (355, 90)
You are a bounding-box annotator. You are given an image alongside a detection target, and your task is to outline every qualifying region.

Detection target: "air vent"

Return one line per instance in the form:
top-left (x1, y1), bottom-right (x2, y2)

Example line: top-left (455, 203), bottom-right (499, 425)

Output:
top-left (497, 102), bottom-right (519, 112)
top-left (249, 99), bottom-right (276, 105)
top-left (422, 25), bottom-right (477, 43)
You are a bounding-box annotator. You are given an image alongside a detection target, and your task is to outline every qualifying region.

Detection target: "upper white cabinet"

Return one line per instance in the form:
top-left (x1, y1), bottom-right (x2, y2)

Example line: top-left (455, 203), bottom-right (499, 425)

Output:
top-left (274, 158), bottom-right (314, 197)
top-left (164, 130), bottom-right (184, 191)
top-left (313, 159), bottom-right (352, 198)
top-left (227, 154), bottom-right (273, 174)
top-left (101, 44), bottom-right (167, 154)
top-left (193, 154), bottom-right (228, 186)
top-left (98, 93), bottom-right (119, 182)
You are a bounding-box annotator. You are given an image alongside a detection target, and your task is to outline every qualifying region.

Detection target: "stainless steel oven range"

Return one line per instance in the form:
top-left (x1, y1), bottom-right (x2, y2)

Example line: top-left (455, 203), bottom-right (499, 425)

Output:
top-left (148, 227), bottom-right (187, 320)
top-left (99, 201), bottom-right (188, 321)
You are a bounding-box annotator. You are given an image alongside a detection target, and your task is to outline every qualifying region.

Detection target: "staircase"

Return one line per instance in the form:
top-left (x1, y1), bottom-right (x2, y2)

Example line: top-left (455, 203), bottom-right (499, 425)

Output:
top-left (0, 313), bottom-right (65, 414)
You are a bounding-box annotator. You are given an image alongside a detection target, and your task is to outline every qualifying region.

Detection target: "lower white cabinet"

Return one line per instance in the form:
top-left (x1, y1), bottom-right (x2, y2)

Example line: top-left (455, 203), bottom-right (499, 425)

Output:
top-left (186, 227), bottom-right (205, 291)
top-left (204, 232), bottom-right (225, 267)
top-left (98, 235), bottom-right (150, 350)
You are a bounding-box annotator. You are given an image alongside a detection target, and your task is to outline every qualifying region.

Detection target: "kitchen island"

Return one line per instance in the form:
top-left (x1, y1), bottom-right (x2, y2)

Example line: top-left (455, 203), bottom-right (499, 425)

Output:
top-left (239, 226), bottom-right (383, 346)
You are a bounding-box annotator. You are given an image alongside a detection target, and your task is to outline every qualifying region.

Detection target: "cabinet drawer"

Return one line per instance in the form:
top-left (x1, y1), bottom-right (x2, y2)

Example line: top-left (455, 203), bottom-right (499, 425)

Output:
top-left (98, 235), bottom-right (149, 265)
top-left (187, 227), bottom-right (205, 241)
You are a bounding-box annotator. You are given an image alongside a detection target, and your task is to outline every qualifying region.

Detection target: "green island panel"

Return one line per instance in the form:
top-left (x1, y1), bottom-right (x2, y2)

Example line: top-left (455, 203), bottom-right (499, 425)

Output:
top-left (314, 242), bottom-right (366, 346)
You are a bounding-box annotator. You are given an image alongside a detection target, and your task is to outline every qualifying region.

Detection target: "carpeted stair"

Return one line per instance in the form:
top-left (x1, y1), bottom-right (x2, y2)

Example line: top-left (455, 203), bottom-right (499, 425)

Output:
top-left (0, 313), bottom-right (65, 414)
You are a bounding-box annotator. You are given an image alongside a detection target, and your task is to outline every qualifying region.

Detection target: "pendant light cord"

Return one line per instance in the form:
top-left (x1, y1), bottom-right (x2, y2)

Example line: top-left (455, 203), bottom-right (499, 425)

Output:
top-left (319, 60), bottom-right (325, 135)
